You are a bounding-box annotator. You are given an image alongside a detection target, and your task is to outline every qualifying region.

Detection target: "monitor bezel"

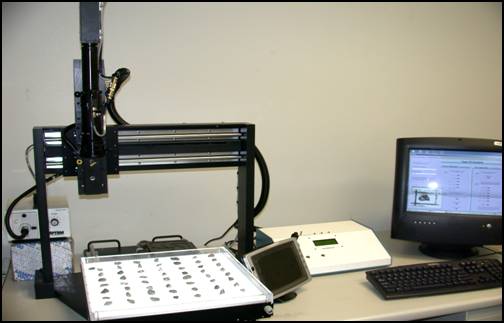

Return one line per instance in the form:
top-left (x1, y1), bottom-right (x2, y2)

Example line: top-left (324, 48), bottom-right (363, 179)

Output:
top-left (243, 238), bottom-right (312, 299)
top-left (391, 137), bottom-right (502, 247)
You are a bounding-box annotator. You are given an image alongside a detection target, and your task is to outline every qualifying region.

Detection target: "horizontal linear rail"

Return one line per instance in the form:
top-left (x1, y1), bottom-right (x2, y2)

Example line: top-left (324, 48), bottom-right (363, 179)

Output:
top-left (38, 123), bottom-right (252, 174)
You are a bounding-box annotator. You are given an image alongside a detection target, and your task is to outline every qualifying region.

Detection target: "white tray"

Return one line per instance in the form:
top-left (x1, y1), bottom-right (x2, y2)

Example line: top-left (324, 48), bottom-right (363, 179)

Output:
top-left (81, 247), bottom-right (273, 321)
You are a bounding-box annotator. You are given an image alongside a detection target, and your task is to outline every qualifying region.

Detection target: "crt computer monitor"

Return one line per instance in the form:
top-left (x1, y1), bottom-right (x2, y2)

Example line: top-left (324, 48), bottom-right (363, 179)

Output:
top-left (391, 137), bottom-right (502, 258)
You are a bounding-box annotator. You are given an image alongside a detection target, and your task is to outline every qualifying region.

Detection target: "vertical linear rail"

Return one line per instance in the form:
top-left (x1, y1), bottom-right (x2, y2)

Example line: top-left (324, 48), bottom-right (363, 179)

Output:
top-left (80, 43), bottom-right (105, 159)
top-left (77, 2), bottom-right (109, 195)
top-left (33, 128), bottom-right (55, 298)
top-left (79, 1), bottom-right (103, 157)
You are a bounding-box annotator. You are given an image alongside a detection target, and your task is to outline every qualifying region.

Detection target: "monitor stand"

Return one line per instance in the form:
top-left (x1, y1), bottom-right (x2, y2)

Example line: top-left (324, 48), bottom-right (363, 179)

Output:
top-left (419, 244), bottom-right (478, 259)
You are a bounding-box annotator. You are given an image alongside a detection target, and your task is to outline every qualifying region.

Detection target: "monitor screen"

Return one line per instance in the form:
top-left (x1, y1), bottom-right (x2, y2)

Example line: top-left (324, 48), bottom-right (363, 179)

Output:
top-left (391, 138), bottom-right (502, 258)
top-left (406, 149), bottom-right (502, 216)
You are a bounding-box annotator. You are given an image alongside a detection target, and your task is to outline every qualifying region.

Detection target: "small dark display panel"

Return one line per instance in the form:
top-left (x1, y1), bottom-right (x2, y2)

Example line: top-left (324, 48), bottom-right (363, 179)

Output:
top-left (244, 239), bottom-right (311, 298)
top-left (313, 238), bottom-right (338, 246)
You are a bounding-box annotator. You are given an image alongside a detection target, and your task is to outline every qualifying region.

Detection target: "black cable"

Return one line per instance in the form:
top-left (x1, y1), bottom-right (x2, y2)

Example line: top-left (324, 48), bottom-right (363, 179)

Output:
top-left (25, 144), bottom-right (35, 180)
top-left (469, 246), bottom-right (503, 258)
top-left (480, 246), bottom-right (502, 255)
top-left (253, 147), bottom-right (270, 215)
top-left (204, 146), bottom-right (270, 246)
top-left (4, 174), bottom-right (62, 240)
top-left (101, 68), bottom-right (271, 247)
top-left (204, 221), bottom-right (238, 247)
top-left (106, 100), bottom-right (129, 125)
top-left (105, 68), bottom-right (131, 125)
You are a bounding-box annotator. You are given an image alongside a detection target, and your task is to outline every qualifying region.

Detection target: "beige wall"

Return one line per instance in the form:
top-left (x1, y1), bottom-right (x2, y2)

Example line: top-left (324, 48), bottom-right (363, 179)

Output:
top-left (2, 3), bottom-right (502, 261)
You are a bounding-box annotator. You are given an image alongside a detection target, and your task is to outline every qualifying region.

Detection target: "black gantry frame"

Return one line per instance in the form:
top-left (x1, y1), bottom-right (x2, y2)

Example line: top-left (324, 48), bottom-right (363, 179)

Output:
top-left (32, 4), bottom-right (258, 315)
top-left (33, 123), bottom-right (256, 303)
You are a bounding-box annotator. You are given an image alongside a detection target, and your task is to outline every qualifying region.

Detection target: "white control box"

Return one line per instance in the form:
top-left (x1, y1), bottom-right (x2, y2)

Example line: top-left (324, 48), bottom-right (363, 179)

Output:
top-left (256, 220), bottom-right (391, 276)
top-left (7, 196), bottom-right (71, 241)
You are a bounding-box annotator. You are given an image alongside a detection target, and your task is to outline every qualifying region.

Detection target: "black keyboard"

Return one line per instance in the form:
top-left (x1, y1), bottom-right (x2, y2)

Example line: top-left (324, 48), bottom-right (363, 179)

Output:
top-left (366, 258), bottom-right (502, 300)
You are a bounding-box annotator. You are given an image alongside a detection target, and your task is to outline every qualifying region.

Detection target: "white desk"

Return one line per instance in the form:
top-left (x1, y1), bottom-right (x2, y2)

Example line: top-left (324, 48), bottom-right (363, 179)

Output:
top-left (269, 232), bottom-right (502, 321)
top-left (2, 232), bottom-right (502, 321)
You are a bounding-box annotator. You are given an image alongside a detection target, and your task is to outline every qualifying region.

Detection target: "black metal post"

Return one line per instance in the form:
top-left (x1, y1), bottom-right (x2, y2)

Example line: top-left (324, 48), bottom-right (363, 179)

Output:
top-left (33, 127), bottom-right (55, 298)
top-left (237, 125), bottom-right (255, 256)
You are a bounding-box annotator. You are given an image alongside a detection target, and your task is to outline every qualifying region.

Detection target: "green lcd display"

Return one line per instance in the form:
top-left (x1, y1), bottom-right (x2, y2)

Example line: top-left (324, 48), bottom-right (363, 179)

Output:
top-left (313, 238), bottom-right (338, 246)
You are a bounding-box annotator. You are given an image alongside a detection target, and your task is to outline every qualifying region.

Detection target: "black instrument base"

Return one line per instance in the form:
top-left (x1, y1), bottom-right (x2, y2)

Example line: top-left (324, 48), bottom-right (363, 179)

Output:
top-left (51, 272), bottom-right (273, 321)
top-left (275, 292), bottom-right (297, 303)
top-left (419, 244), bottom-right (478, 259)
top-left (54, 273), bottom-right (89, 319)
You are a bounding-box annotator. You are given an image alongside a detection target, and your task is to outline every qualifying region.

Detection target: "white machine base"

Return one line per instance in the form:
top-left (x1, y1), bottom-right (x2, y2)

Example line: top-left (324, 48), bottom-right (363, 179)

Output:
top-left (256, 220), bottom-right (391, 276)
